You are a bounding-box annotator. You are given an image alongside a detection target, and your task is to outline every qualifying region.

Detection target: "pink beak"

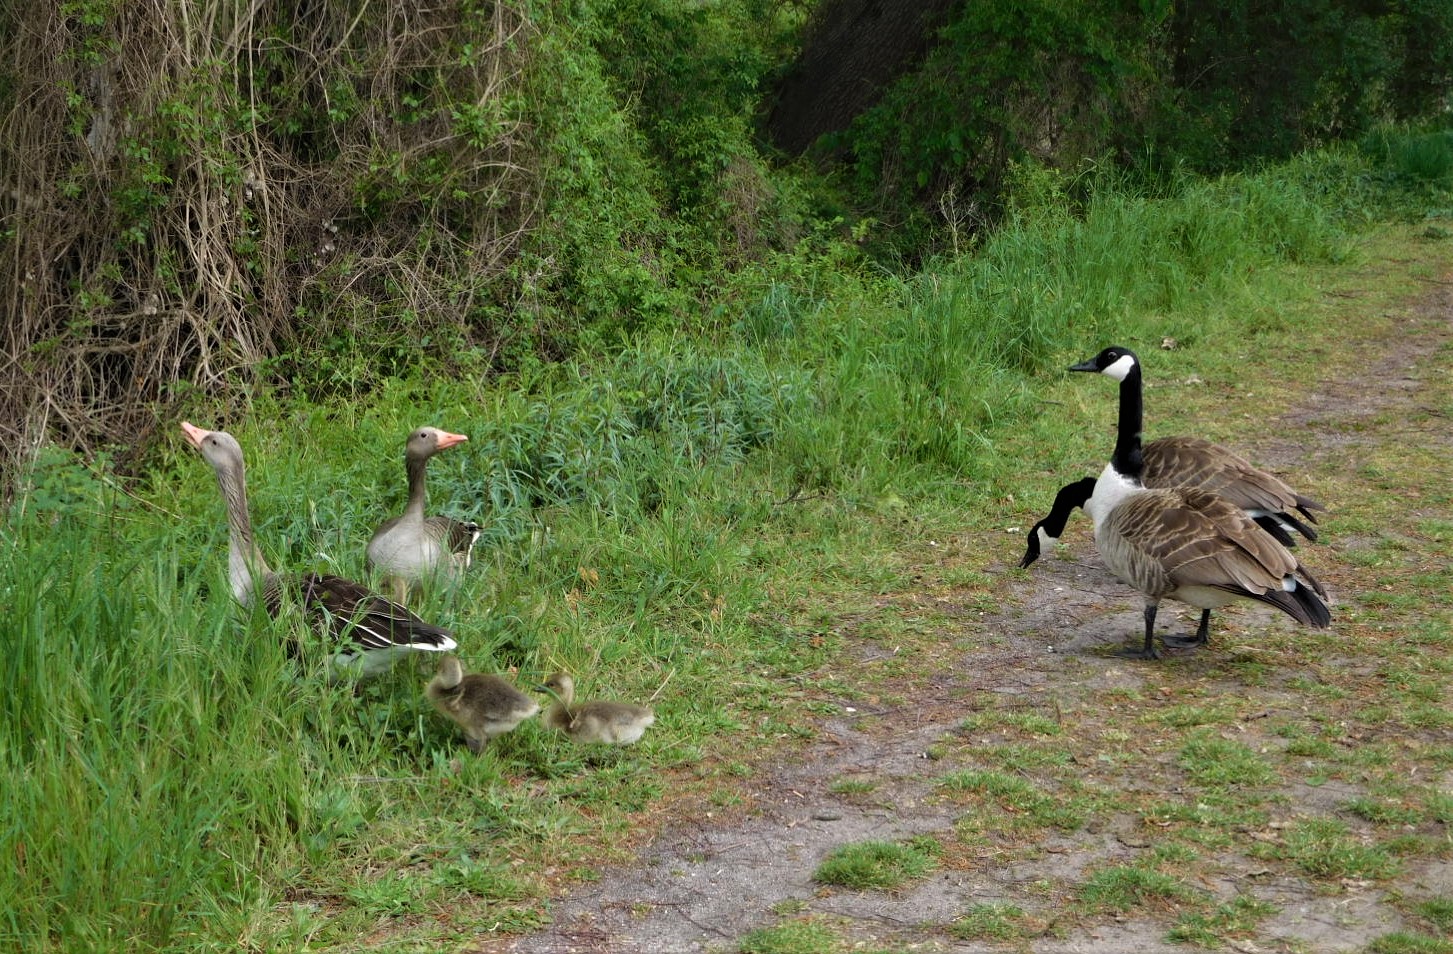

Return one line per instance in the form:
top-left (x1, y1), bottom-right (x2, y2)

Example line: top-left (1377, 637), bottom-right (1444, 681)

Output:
top-left (180, 421), bottom-right (211, 449)
top-left (435, 430), bottom-right (469, 451)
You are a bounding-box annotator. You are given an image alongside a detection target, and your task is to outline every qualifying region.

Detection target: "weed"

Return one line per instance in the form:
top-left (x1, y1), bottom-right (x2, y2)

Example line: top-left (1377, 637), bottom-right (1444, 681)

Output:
top-left (1268, 819), bottom-right (1401, 881)
top-left (738, 918), bottom-right (842, 954)
top-left (1177, 730), bottom-right (1277, 790)
top-left (812, 837), bottom-right (940, 891)
top-left (1077, 865), bottom-right (1201, 914)
top-left (1366, 932), bottom-right (1453, 954)
top-left (949, 902), bottom-right (1045, 942)
top-left (1169, 896), bottom-right (1278, 947)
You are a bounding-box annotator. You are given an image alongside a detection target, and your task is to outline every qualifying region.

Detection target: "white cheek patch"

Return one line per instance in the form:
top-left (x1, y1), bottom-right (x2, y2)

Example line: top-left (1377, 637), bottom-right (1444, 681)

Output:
top-left (1103, 353), bottom-right (1138, 382)
top-left (1036, 527), bottom-right (1059, 550)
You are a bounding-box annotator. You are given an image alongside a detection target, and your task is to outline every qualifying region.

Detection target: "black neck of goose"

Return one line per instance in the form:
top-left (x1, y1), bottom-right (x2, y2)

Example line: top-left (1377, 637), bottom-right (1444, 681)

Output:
top-left (1111, 362), bottom-right (1145, 481)
top-left (1046, 477), bottom-right (1097, 537)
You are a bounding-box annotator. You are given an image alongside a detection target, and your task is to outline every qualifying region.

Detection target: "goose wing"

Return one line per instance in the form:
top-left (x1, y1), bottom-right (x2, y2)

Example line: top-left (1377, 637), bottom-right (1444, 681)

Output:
top-left (271, 573), bottom-right (456, 651)
top-left (1108, 488), bottom-right (1299, 597)
top-left (1144, 437), bottom-right (1324, 536)
top-left (426, 516), bottom-right (482, 559)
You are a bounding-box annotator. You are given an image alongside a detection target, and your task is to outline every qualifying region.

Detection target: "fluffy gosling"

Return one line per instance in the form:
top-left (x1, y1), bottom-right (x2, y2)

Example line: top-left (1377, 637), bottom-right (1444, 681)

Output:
top-left (425, 655), bottom-right (539, 752)
top-left (539, 672), bottom-right (655, 745)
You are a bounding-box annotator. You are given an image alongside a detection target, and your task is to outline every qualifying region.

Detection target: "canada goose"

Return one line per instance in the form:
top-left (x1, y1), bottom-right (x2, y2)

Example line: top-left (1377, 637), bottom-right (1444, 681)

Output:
top-left (181, 421), bottom-right (457, 677)
top-left (425, 655), bottom-right (540, 752)
top-left (539, 672), bottom-right (655, 745)
top-left (1026, 348), bottom-right (1325, 554)
top-left (1050, 347), bottom-right (1331, 659)
top-left (1019, 476), bottom-right (1097, 569)
top-left (366, 427), bottom-right (480, 603)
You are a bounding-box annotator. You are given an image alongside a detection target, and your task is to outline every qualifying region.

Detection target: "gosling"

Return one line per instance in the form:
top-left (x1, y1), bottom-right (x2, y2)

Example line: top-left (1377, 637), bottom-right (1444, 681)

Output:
top-left (539, 672), bottom-right (655, 745)
top-left (425, 655), bottom-right (539, 752)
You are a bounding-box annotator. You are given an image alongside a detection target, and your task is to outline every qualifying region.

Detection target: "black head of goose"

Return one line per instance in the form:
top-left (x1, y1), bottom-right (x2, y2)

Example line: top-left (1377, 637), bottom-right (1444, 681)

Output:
top-left (538, 672), bottom-right (656, 745)
top-left (366, 427), bottom-right (480, 602)
top-left (425, 655), bottom-right (539, 752)
top-left (1020, 476), bottom-right (1097, 569)
top-left (1067, 346), bottom-right (1326, 545)
top-left (1055, 348), bottom-right (1331, 659)
top-left (182, 422), bottom-right (457, 678)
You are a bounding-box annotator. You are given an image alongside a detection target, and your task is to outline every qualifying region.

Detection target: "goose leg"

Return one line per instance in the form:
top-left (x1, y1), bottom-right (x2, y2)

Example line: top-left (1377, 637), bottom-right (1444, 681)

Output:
top-left (1118, 603), bottom-right (1161, 660)
top-left (1161, 609), bottom-right (1212, 650)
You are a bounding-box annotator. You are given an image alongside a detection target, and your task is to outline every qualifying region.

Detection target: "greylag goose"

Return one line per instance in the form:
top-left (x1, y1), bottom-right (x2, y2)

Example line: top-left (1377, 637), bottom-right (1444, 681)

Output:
top-left (1034, 347), bottom-right (1331, 659)
top-left (425, 655), bottom-right (539, 752)
top-left (366, 427), bottom-right (480, 602)
top-left (539, 672), bottom-right (655, 745)
top-left (181, 421), bottom-right (457, 677)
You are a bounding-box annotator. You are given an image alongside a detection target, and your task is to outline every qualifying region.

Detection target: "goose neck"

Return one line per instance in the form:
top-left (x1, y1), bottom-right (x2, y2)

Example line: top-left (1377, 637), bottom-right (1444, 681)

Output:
top-left (403, 453), bottom-right (430, 520)
top-left (216, 462), bottom-right (272, 605)
top-left (1110, 362), bottom-right (1145, 481)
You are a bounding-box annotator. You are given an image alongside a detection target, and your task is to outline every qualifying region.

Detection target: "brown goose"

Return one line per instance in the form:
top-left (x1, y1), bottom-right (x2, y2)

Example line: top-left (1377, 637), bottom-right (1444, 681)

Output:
top-left (425, 655), bottom-right (539, 752)
top-left (1025, 349), bottom-right (1324, 556)
top-left (539, 672), bottom-right (655, 745)
top-left (181, 421), bottom-right (457, 677)
top-left (366, 427), bottom-right (479, 602)
top-left (1039, 347), bottom-right (1331, 659)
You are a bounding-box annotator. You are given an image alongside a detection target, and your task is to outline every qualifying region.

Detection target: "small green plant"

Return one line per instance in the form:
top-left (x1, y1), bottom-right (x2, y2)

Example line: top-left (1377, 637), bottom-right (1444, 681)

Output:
top-left (1177, 730), bottom-right (1277, 789)
top-left (812, 837), bottom-right (940, 891)
top-left (1271, 819), bottom-right (1401, 881)
top-left (1414, 897), bottom-right (1453, 934)
top-left (950, 902), bottom-right (1042, 942)
top-left (738, 918), bottom-right (841, 954)
top-left (1077, 865), bottom-right (1199, 914)
top-left (1366, 932), bottom-right (1453, 954)
top-left (1169, 895), bottom-right (1277, 947)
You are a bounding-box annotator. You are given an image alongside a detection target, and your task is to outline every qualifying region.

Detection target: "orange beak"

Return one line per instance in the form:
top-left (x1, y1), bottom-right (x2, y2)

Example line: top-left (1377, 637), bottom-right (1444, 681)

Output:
top-left (436, 431), bottom-right (469, 451)
top-left (180, 421), bottom-right (211, 449)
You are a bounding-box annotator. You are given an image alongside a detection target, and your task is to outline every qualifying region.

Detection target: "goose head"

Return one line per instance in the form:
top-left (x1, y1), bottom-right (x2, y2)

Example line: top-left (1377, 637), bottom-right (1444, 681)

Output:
top-left (539, 672), bottom-right (576, 705)
top-left (406, 427), bottom-right (468, 462)
top-left (1069, 346), bottom-right (1140, 382)
top-left (181, 421), bottom-right (247, 474)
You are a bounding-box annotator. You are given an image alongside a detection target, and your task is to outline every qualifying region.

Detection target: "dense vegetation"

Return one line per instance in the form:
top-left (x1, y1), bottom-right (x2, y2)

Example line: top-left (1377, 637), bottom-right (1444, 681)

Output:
top-left (2, 0), bottom-right (1450, 475)
top-left (2, 0), bottom-right (1452, 950)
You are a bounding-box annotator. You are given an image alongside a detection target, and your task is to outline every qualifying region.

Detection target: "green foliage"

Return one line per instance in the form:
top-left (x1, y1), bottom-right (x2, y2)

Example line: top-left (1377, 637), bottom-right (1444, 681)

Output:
top-left (837, 0), bottom-right (1167, 249)
top-left (1270, 819), bottom-right (1401, 881)
top-left (738, 919), bottom-right (843, 954)
top-left (1077, 865), bottom-right (1199, 914)
top-left (1177, 731), bottom-right (1278, 789)
top-left (1168, 896), bottom-right (1278, 947)
top-left (1367, 933), bottom-right (1453, 954)
top-left (812, 837), bottom-right (940, 890)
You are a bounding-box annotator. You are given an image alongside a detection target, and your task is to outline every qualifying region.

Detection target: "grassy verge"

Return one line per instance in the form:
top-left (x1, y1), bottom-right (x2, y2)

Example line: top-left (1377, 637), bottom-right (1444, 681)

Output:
top-left (3, 131), bottom-right (1451, 952)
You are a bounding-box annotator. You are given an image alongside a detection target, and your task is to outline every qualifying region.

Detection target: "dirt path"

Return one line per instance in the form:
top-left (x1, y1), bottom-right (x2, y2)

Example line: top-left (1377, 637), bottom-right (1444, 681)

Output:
top-left (483, 274), bottom-right (1453, 953)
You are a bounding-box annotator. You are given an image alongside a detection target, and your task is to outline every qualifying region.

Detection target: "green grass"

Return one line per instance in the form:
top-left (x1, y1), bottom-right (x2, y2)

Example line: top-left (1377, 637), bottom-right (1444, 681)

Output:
top-left (738, 919), bottom-right (843, 954)
top-left (811, 837), bottom-right (940, 891)
top-left (949, 902), bottom-right (1046, 943)
top-left (5, 127), bottom-right (1453, 952)
top-left (1077, 865), bottom-right (1201, 914)
top-left (1266, 819), bottom-right (1402, 882)
top-left (1177, 730), bottom-right (1278, 790)
top-left (1169, 896), bottom-right (1278, 948)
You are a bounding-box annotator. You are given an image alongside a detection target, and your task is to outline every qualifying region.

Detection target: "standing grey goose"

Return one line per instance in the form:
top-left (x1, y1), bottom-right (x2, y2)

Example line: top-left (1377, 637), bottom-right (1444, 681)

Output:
top-left (425, 655), bottom-right (539, 752)
top-left (539, 672), bottom-right (655, 745)
top-left (366, 427), bottom-right (480, 603)
top-left (1033, 347), bottom-right (1331, 659)
top-left (182, 422), bottom-right (457, 678)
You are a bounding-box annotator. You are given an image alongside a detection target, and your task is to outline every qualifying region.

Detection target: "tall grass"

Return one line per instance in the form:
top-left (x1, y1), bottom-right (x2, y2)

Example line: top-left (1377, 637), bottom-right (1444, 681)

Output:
top-left (4, 130), bottom-right (1448, 951)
